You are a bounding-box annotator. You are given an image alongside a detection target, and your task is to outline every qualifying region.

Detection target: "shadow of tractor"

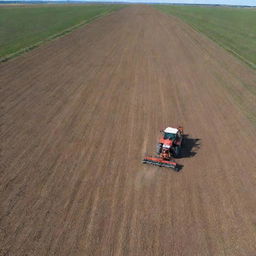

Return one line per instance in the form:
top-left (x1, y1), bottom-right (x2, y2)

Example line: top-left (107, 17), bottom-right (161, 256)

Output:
top-left (180, 134), bottom-right (200, 158)
top-left (175, 135), bottom-right (200, 172)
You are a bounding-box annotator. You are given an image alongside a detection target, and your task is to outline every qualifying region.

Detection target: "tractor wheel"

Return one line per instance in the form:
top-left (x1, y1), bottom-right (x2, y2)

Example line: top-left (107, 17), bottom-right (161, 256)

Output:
top-left (156, 143), bottom-right (163, 155)
top-left (173, 146), bottom-right (180, 157)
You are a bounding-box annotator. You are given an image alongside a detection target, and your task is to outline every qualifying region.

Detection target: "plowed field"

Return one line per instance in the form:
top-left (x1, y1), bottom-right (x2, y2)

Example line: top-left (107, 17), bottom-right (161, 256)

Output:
top-left (1, 6), bottom-right (256, 256)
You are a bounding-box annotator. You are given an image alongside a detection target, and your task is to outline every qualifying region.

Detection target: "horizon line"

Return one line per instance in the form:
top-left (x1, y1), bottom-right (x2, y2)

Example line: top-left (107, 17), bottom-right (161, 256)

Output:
top-left (0, 0), bottom-right (256, 6)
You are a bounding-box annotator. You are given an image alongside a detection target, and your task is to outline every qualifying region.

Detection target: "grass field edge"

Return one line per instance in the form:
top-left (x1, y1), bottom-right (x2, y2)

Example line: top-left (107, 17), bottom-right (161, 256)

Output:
top-left (0, 7), bottom-right (123, 63)
top-left (183, 20), bottom-right (256, 70)
top-left (154, 6), bottom-right (256, 70)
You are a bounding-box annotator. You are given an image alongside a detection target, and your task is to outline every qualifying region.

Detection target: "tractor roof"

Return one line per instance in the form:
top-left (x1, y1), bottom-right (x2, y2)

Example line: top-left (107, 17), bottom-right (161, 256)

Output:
top-left (164, 127), bottom-right (178, 134)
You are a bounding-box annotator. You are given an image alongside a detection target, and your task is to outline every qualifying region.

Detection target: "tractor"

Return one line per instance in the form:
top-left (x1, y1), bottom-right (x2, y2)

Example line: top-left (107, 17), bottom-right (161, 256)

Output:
top-left (143, 126), bottom-right (184, 170)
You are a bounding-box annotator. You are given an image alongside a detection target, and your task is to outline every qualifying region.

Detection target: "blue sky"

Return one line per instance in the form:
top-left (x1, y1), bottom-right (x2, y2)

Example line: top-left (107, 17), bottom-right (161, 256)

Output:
top-left (102, 0), bottom-right (255, 5)
top-left (4, 0), bottom-right (256, 5)
top-left (65, 0), bottom-right (256, 6)
top-left (146, 0), bottom-right (256, 5)
top-left (75, 0), bottom-right (256, 5)
top-left (82, 0), bottom-right (255, 5)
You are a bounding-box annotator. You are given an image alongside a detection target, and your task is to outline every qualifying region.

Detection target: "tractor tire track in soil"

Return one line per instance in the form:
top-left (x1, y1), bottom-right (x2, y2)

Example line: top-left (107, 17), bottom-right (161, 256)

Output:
top-left (1, 6), bottom-right (256, 256)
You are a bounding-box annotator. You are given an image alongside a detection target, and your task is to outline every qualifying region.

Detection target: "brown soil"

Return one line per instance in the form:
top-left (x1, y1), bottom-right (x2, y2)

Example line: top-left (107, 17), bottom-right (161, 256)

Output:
top-left (1, 6), bottom-right (256, 256)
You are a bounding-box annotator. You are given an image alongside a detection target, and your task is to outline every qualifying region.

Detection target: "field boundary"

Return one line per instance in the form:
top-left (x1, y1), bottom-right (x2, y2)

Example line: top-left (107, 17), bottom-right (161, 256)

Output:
top-left (0, 7), bottom-right (122, 63)
top-left (182, 20), bottom-right (256, 70)
top-left (155, 6), bottom-right (256, 70)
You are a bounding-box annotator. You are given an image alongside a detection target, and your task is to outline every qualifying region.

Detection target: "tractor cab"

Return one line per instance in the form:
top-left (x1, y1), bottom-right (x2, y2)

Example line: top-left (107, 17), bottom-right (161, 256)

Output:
top-left (163, 127), bottom-right (179, 140)
top-left (160, 127), bottom-right (183, 147)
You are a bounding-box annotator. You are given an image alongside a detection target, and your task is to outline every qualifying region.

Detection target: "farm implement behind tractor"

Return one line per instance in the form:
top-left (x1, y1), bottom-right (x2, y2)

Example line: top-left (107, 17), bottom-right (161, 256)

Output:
top-left (143, 126), bottom-right (184, 171)
top-left (142, 157), bottom-right (178, 169)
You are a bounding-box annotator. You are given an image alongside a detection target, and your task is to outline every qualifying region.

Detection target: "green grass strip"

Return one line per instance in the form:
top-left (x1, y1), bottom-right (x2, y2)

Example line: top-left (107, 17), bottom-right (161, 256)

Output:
top-left (155, 5), bottom-right (256, 69)
top-left (0, 5), bottom-right (124, 62)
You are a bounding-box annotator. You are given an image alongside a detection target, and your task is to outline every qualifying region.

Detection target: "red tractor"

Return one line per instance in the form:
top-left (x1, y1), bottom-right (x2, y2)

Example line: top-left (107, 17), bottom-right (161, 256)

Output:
top-left (143, 126), bottom-right (184, 170)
